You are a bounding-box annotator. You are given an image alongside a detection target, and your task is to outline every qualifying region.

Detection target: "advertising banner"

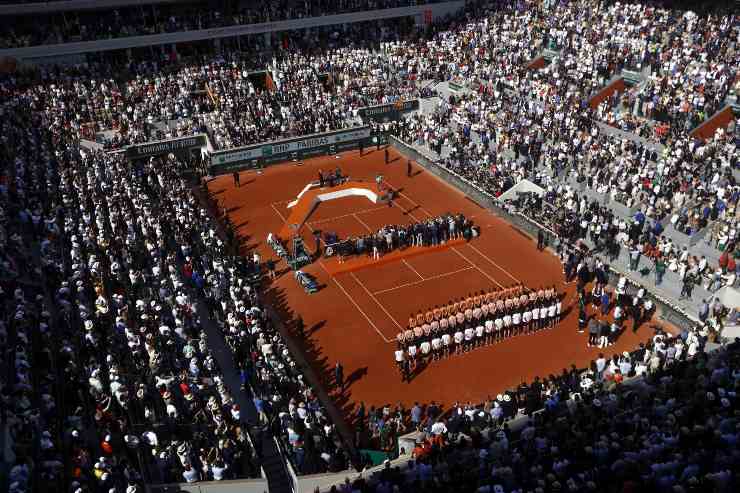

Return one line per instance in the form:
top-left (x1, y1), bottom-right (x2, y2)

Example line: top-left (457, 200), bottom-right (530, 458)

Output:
top-left (358, 99), bottom-right (420, 123)
top-left (209, 126), bottom-right (373, 175)
top-left (126, 134), bottom-right (206, 159)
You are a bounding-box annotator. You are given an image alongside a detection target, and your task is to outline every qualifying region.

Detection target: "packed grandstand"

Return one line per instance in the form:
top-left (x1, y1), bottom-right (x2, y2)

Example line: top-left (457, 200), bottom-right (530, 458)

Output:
top-left (1, 1), bottom-right (739, 493)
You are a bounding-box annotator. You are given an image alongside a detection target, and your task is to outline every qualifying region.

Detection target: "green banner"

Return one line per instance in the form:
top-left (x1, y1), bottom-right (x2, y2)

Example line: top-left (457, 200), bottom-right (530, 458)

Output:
top-left (209, 126), bottom-right (374, 175)
top-left (448, 81), bottom-right (465, 92)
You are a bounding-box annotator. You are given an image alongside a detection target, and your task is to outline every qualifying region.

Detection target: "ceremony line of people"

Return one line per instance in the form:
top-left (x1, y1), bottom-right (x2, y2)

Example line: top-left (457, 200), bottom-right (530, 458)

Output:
top-left (394, 285), bottom-right (562, 380)
top-left (325, 213), bottom-right (474, 262)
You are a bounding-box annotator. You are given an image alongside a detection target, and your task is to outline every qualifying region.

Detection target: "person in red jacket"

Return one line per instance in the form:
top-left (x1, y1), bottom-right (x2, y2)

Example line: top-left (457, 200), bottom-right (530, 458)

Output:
top-left (728, 254), bottom-right (737, 274)
top-left (182, 258), bottom-right (193, 280)
top-left (719, 251), bottom-right (729, 272)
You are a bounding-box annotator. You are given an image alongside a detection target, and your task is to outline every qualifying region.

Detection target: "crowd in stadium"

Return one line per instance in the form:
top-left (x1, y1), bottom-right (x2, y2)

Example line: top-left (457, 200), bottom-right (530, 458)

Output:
top-left (2, 0), bottom-right (739, 491)
top-left (2, 107), bottom-right (274, 489)
top-left (220, 281), bottom-right (352, 475)
top-left (340, 331), bottom-right (737, 493)
top-left (0, 0), bottom-right (435, 48)
top-left (63, 40), bottom-right (423, 151)
top-left (514, 185), bottom-right (740, 302)
top-left (395, 1), bottom-right (738, 300)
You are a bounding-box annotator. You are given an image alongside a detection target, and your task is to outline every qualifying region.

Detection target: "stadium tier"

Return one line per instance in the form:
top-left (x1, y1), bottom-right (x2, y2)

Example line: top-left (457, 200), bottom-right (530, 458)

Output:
top-left (1, 1), bottom-right (739, 493)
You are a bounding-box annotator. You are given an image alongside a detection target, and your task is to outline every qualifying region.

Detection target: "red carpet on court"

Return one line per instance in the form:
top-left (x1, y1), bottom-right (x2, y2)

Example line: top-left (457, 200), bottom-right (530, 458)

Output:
top-left (319, 238), bottom-right (467, 276)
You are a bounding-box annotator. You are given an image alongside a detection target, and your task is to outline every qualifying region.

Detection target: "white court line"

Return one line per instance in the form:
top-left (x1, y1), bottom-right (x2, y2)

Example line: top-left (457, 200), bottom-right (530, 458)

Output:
top-left (466, 242), bottom-right (521, 283)
top-left (390, 199), bottom-right (421, 222)
top-left (299, 223), bottom-right (326, 249)
top-left (270, 203), bottom-right (288, 222)
top-left (372, 266), bottom-right (475, 295)
top-left (406, 195), bottom-right (434, 218)
top-left (327, 270), bottom-right (393, 344)
top-left (353, 213), bottom-right (374, 233)
top-left (387, 180), bottom-right (520, 284)
top-left (451, 246), bottom-right (505, 288)
top-left (350, 272), bottom-right (405, 332)
top-left (384, 179), bottom-right (434, 218)
top-left (305, 205), bottom-right (389, 226)
top-left (402, 259), bottom-right (424, 281)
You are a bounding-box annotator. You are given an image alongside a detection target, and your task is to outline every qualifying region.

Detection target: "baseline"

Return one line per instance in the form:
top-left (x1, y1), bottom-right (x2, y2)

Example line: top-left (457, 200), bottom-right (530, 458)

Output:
top-left (325, 265), bottom-right (394, 344)
top-left (304, 205), bottom-right (389, 227)
top-left (385, 179), bottom-right (434, 218)
top-left (270, 203), bottom-right (288, 222)
top-left (349, 272), bottom-right (405, 333)
top-left (371, 266), bottom-right (475, 296)
top-left (451, 246), bottom-right (505, 288)
top-left (464, 242), bottom-right (522, 284)
top-left (353, 213), bottom-right (374, 234)
top-left (402, 259), bottom-right (424, 281)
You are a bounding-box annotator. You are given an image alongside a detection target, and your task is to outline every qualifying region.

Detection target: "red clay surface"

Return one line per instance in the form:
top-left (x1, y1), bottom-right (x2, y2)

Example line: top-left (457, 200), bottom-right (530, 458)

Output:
top-left (207, 147), bottom-right (675, 420)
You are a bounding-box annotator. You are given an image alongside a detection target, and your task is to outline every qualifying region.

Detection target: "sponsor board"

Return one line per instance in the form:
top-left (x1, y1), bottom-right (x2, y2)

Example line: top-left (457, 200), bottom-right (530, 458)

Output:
top-left (211, 147), bottom-right (263, 166)
top-left (209, 127), bottom-right (374, 175)
top-left (358, 99), bottom-right (420, 122)
top-left (126, 135), bottom-right (206, 159)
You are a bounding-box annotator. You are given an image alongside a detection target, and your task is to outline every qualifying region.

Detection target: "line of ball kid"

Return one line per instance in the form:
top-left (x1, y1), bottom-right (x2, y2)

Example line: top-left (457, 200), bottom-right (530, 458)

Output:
top-left (394, 284), bottom-right (563, 380)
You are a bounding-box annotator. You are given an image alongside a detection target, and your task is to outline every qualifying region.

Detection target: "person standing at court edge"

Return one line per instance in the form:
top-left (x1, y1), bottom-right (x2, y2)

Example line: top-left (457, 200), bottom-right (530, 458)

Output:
top-left (335, 362), bottom-right (344, 391)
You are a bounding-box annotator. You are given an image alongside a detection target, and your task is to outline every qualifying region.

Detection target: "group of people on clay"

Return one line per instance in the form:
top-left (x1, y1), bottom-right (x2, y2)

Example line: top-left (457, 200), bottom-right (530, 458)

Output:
top-left (393, 284), bottom-right (562, 380)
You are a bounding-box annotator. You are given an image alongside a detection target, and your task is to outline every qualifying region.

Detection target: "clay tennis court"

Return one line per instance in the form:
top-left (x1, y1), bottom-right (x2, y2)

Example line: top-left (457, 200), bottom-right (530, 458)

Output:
top-left (206, 146), bottom-right (673, 421)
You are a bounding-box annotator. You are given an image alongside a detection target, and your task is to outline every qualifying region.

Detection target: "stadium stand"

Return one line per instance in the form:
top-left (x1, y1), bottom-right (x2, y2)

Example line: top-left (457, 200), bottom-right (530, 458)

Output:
top-left (0, 0), bottom-right (444, 47)
top-left (1, 1), bottom-right (739, 492)
top-left (326, 336), bottom-right (740, 493)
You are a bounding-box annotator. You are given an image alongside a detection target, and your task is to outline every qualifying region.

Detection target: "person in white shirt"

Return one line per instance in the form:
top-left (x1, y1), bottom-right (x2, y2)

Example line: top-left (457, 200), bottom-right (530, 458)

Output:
top-left (182, 464), bottom-right (199, 483)
top-left (674, 340), bottom-right (684, 361)
top-left (502, 313), bottom-right (512, 338)
top-left (687, 338), bottom-right (699, 358)
top-left (420, 340), bottom-right (431, 358)
top-left (431, 337), bottom-right (442, 360)
top-left (454, 330), bottom-right (464, 355)
top-left (547, 303), bottom-right (557, 328)
top-left (475, 324), bottom-right (485, 348)
top-left (494, 317), bottom-right (504, 342)
top-left (484, 319), bottom-right (494, 345)
top-left (618, 353), bottom-right (632, 376)
top-left (464, 326), bottom-right (475, 352)
top-left (595, 353), bottom-right (607, 379)
top-left (522, 308), bottom-right (532, 334)
top-left (394, 348), bottom-right (405, 374)
top-left (531, 306), bottom-right (539, 332)
top-left (441, 332), bottom-right (452, 358)
top-left (512, 311), bottom-right (521, 335)
top-left (539, 305), bottom-right (548, 330)
top-left (643, 298), bottom-right (654, 319)
top-left (408, 344), bottom-right (418, 369)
